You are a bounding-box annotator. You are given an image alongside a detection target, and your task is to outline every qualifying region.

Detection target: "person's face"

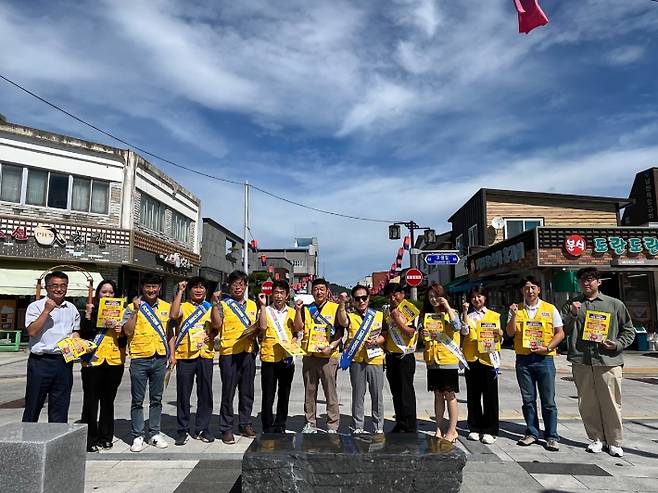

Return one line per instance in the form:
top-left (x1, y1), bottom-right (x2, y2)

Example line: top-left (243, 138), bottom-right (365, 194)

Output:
top-left (189, 283), bottom-right (207, 303)
top-left (312, 284), bottom-right (328, 304)
top-left (98, 283), bottom-right (115, 299)
top-left (272, 287), bottom-right (288, 306)
top-left (229, 279), bottom-right (246, 299)
top-left (141, 283), bottom-right (161, 301)
top-left (579, 275), bottom-right (601, 297)
top-left (470, 294), bottom-right (486, 310)
top-left (428, 290), bottom-right (442, 309)
top-left (522, 282), bottom-right (540, 303)
top-left (46, 276), bottom-right (68, 302)
top-left (352, 289), bottom-right (369, 312)
top-left (387, 289), bottom-right (405, 307)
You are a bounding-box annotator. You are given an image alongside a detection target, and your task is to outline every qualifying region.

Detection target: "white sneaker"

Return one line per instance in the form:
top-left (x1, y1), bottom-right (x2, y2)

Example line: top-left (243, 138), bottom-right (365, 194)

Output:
top-left (467, 432), bottom-right (480, 441)
top-left (302, 423), bottom-right (317, 434)
top-left (130, 436), bottom-right (146, 453)
top-left (481, 434), bottom-right (496, 445)
top-left (148, 434), bottom-right (169, 449)
top-left (608, 445), bottom-right (624, 457)
top-left (586, 439), bottom-right (604, 453)
top-left (352, 428), bottom-right (368, 435)
top-left (375, 429), bottom-right (384, 434)
top-left (327, 429), bottom-right (337, 434)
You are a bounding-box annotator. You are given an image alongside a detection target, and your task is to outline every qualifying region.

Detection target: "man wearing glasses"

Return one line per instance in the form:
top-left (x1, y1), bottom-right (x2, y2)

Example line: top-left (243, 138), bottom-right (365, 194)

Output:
top-left (561, 267), bottom-right (635, 458)
top-left (23, 271), bottom-right (80, 423)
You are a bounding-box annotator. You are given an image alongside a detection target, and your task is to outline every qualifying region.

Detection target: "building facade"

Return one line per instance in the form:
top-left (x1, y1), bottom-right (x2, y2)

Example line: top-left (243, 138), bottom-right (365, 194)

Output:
top-left (199, 218), bottom-right (243, 289)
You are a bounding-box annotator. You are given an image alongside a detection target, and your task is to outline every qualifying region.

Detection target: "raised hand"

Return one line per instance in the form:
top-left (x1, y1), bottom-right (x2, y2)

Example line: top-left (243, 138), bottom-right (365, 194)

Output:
top-left (211, 290), bottom-right (222, 304)
top-left (44, 298), bottom-right (57, 314)
top-left (295, 299), bottom-right (304, 311)
top-left (571, 301), bottom-right (582, 316)
top-left (462, 302), bottom-right (470, 313)
top-left (509, 303), bottom-right (519, 315)
top-left (177, 280), bottom-right (188, 292)
top-left (338, 292), bottom-right (349, 305)
top-left (258, 293), bottom-right (267, 305)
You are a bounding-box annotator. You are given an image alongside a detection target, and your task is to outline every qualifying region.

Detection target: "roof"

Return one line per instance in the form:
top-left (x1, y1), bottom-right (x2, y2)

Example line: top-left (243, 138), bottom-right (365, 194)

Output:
top-left (202, 218), bottom-right (243, 242)
top-left (448, 188), bottom-right (632, 222)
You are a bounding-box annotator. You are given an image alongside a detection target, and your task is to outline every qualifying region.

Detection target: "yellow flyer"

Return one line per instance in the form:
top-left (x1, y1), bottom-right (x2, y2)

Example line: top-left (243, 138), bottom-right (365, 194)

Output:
top-left (309, 324), bottom-right (329, 353)
top-left (582, 310), bottom-right (611, 342)
top-left (478, 321), bottom-right (499, 353)
top-left (57, 337), bottom-right (96, 363)
top-left (397, 299), bottom-right (420, 325)
top-left (423, 313), bottom-right (444, 341)
top-left (189, 326), bottom-right (208, 351)
top-left (522, 320), bottom-right (545, 349)
top-left (280, 340), bottom-right (306, 357)
top-left (96, 298), bottom-right (125, 328)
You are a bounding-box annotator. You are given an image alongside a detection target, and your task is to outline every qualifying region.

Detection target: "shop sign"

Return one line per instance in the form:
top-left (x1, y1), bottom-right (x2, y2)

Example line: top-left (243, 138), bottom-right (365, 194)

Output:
top-left (34, 225), bottom-right (67, 247)
top-left (564, 234), bottom-right (587, 257)
top-left (10, 226), bottom-right (28, 241)
top-left (474, 241), bottom-right (525, 271)
top-left (71, 230), bottom-right (108, 248)
top-left (593, 236), bottom-right (658, 256)
top-left (159, 252), bottom-right (193, 269)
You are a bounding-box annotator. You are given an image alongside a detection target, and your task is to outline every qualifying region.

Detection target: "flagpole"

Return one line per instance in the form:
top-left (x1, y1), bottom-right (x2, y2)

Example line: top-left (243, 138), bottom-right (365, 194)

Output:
top-left (244, 181), bottom-right (249, 298)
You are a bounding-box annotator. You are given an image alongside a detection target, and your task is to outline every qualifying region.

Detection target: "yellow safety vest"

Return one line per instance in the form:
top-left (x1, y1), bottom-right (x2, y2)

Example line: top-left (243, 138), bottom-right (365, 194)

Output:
top-left (128, 300), bottom-right (171, 359)
top-left (174, 301), bottom-right (215, 360)
top-left (384, 305), bottom-right (418, 354)
top-left (346, 310), bottom-right (385, 365)
top-left (261, 306), bottom-right (297, 363)
top-left (301, 301), bottom-right (341, 359)
top-left (514, 300), bottom-right (557, 356)
top-left (422, 312), bottom-right (460, 366)
top-left (219, 298), bottom-right (257, 356)
top-left (463, 309), bottom-right (501, 366)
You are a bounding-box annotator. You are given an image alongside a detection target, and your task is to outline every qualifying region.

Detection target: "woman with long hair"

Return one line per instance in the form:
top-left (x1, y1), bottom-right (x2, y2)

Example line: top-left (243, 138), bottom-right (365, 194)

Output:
top-left (420, 283), bottom-right (464, 442)
top-left (79, 279), bottom-right (126, 452)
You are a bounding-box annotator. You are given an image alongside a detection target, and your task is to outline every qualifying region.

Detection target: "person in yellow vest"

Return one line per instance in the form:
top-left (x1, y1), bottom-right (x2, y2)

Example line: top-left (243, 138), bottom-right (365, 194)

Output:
top-left (506, 275), bottom-right (564, 452)
top-left (419, 283), bottom-right (464, 442)
top-left (217, 270), bottom-right (259, 445)
top-left (79, 279), bottom-right (126, 452)
top-left (300, 278), bottom-right (349, 434)
top-left (383, 282), bottom-right (418, 433)
top-left (257, 280), bottom-right (305, 433)
top-left (344, 285), bottom-right (386, 434)
top-left (122, 274), bottom-right (172, 452)
top-left (461, 287), bottom-right (503, 445)
top-left (169, 277), bottom-right (221, 446)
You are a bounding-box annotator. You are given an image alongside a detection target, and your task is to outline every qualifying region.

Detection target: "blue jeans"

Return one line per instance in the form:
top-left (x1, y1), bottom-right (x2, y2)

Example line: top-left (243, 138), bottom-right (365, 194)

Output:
top-left (515, 354), bottom-right (559, 441)
top-left (130, 356), bottom-right (167, 439)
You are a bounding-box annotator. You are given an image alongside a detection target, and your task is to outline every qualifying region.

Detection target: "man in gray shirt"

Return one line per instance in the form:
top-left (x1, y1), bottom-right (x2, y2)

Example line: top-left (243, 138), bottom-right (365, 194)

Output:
top-left (561, 267), bottom-right (635, 458)
top-left (23, 271), bottom-right (81, 423)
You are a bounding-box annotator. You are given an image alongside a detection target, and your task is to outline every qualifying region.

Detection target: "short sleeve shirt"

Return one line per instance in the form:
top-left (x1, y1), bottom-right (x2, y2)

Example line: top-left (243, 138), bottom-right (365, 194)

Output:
top-left (26, 298), bottom-right (81, 354)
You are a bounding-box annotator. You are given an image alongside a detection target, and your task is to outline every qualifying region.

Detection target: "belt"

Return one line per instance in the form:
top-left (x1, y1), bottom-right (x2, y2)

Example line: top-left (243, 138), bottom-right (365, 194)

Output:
top-left (30, 352), bottom-right (64, 360)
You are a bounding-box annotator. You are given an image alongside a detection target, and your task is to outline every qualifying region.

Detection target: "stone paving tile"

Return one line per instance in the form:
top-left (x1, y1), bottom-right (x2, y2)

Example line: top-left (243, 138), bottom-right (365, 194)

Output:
top-left (531, 473), bottom-right (588, 490)
top-left (85, 481), bottom-right (134, 493)
top-left (574, 475), bottom-right (658, 492)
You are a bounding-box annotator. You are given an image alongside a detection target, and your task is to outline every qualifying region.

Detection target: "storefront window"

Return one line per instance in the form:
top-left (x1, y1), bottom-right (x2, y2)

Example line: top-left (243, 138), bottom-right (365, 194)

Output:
top-left (622, 272), bottom-right (655, 333)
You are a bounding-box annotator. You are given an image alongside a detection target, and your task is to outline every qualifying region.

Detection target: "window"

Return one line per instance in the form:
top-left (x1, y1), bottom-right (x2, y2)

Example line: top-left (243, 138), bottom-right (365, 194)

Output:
top-left (72, 177), bottom-right (109, 213)
top-left (26, 169), bottom-right (47, 206)
top-left (0, 164), bottom-right (22, 203)
top-left (225, 239), bottom-right (235, 256)
top-left (72, 177), bottom-right (91, 211)
top-left (455, 234), bottom-right (463, 254)
top-left (504, 218), bottom-right (543, 239)
top-left (139, 194), bottom-right (165, 232)
top-left (468, 224), bottom-right (478, 248)
top-left (47, 173), bottom-right (69, 209)
top-left (172, 212), bottom-right (191, 243)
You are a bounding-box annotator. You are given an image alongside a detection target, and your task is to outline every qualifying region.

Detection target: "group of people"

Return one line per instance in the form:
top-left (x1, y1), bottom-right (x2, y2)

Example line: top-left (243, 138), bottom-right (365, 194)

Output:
top-left (21, 266), bottom-right (635, 458)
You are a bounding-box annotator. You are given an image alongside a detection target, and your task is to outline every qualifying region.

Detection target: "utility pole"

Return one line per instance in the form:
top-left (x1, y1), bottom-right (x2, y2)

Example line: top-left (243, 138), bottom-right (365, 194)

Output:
top-left (243, 181), bottom-right (249, 298)
top-left (389, 221), bottom-right (435, 301)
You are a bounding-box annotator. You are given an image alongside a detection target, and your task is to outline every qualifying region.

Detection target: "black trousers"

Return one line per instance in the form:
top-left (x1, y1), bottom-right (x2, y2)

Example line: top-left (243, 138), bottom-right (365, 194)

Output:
top-left (261, 360), bottom-right (295, 433)
top-left (176, 357), bottom-right (214, 435)
top-left (80, 363), bottom-right (124, 445)
top-left (465, 359), bottom-right (499, 436)
top-left (385, 353), bottom-right (417, 432)
top-left (218, 352), bottom-right (256, 432)
top-left (22, 354), bottom-right (73, 423)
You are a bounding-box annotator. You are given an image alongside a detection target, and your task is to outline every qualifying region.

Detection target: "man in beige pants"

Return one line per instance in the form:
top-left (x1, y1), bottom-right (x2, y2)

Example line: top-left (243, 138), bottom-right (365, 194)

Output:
top-left (561, 267), bottom-right (635, 458)
top-left (298, 278), bottom-right (349, 433)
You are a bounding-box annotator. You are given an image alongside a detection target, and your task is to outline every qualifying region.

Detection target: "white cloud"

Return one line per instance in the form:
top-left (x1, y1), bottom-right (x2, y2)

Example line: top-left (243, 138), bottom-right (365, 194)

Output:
top-left (605, 45), bottom-right (646, 66)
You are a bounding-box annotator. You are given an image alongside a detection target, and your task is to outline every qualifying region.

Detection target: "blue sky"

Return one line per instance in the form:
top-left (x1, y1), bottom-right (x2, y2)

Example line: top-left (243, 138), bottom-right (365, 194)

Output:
top-left (1, 0), bottom-right (658, 285)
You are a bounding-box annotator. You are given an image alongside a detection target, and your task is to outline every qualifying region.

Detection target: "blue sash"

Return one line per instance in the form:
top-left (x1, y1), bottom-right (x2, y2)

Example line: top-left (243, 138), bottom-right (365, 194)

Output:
top-left (139, 302), bottom-right (170, 358)
top-left (308, 303), bottom-right (336, 337)
top-left (174, 301), bottom-right (211, 349)
top-left (339, 309), bottom-right (376, 370)
top-left (80, 328), bottom-right (108, 365)
top-left (223, 297), bottom-right (252, 329)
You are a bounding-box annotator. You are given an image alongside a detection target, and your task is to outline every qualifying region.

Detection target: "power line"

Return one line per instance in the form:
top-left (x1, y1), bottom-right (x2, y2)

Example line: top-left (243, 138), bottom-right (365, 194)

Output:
top-left (0, 74), bottom-right (398, 224)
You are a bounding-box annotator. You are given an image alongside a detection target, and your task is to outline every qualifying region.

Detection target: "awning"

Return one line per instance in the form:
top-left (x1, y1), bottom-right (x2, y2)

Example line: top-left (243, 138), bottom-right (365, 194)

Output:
top-left (0, 267), bottom-right (104, 297)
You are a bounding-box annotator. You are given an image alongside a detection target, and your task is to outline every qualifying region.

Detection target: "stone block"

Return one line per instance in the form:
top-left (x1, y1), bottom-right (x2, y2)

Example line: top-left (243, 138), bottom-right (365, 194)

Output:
top-left (0, 422), bottom-right (86, 493)
top-left (242, 433), bottom-right (466, 493)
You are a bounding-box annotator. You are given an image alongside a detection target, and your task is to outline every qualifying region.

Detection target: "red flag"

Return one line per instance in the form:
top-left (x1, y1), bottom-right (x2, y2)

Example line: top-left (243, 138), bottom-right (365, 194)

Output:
top-left (514, 0), bottom-right (548, 34)
top-left (403, 236), bottom-right (411, 250)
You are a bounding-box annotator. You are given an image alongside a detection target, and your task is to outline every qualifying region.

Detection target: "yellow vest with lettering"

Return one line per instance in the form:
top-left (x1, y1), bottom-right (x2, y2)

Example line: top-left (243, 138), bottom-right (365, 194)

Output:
top-left (384, 305), bottom-right (418, 354)
top-left (301, 301), bottom-right (341, 359)
top-left (463, 309), bottom-right (501, 366)
top-left (219, 299), bottom-right (257, 356)
top-left (346, 310), bottom-right (384, 365)
top-left (514, 300), bottom-right (557, 356)
top-left (84, 325), bottom-right (125, 367)
top-left (128, 300), bottom-right (171, 359)
top-left (174, 301), bottom-right (214, 360)
top-left (422, 312), bottom-right (460, 366)
top-left (261, 306), bottom-right (296, 363)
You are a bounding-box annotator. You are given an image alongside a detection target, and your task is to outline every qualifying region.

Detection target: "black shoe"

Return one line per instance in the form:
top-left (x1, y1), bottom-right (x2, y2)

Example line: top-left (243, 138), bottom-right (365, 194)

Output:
top-left (99, 440), bottom-right (113, 450)
top-left (222, 431), bottom-right (236, 445)
top-left (390, 424), bottom-right (403, 433)
top-left (86, 444), bottom-right (100, 453)
top-left (193, 430), bottom-right (215, 443)
top-left (239, 425), bottom-right (257, 438)
top-left (175, 433), bottom-right (189, 446)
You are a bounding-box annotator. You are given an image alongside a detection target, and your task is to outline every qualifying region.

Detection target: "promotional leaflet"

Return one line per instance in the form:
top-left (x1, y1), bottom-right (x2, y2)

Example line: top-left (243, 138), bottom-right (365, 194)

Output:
top-left (96, 298), bottom-right (125, 328)
top-left (582, 310), bottom-right (611, 342)
top-left (57, 337), bottom-right (96, 363)
top-left (478, 321), bottom-right (498, 353)
top-left (522, 320), bottom-right (545, 349)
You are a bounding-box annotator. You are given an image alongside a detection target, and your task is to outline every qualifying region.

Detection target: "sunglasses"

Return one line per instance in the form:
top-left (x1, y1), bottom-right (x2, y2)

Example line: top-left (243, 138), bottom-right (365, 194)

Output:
top-left (354, 295), bottom-right (369, 302)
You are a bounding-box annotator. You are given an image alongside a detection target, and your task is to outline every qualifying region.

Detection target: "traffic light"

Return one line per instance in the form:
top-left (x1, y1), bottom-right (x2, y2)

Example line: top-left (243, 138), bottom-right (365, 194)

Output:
top-left (424, 229), bottom-right (436, 244)
top-left (389, 224), bottom-right (400, 240)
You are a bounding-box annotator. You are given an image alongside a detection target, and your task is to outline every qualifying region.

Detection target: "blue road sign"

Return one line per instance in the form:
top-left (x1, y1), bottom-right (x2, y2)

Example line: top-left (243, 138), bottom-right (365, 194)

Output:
top-left (424, 253), bottom-right (460, 265)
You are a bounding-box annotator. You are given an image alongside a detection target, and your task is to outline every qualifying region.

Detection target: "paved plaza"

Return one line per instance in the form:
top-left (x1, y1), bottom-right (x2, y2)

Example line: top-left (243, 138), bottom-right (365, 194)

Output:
top-left (2, 348), bottom-right (658, 492)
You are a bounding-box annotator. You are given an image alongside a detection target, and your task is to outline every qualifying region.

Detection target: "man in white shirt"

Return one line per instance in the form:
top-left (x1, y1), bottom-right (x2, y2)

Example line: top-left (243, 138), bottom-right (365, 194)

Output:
top-left (22, 271), bottom-right (81, 423)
